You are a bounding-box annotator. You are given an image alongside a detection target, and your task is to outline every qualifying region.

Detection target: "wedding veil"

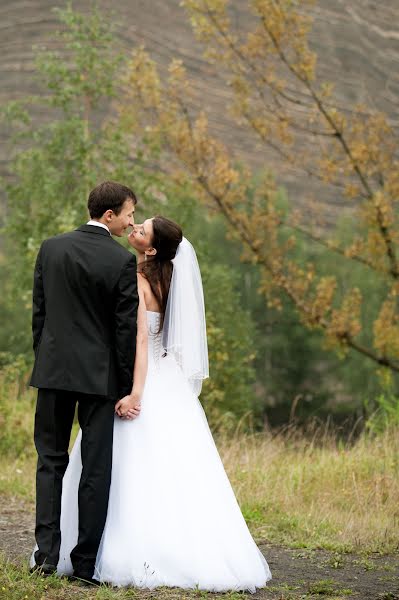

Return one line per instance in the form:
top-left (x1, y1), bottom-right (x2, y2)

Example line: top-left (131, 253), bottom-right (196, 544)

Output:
top-left (162, 237), bottom-right (209, 396)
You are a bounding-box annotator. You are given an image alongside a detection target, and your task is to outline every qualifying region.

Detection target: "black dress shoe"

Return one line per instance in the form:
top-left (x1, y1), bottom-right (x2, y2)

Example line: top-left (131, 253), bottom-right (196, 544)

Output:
top-left (68, 573), bottom-right (101, 587)
top-left (30, 563), bottom-right (57, 576)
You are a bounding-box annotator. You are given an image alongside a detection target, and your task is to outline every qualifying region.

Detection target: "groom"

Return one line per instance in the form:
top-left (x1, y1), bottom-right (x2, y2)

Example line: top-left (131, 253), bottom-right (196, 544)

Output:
top-left (30, 181), bottom-right (139, 584)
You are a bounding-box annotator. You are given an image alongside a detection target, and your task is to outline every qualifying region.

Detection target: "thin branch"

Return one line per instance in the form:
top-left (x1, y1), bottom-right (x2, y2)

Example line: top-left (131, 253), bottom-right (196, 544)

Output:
top-left (283, 220), bottom-right (385, 274)
top-left (259, 16), bottom-right (399, 280)
top-left (242, 110), bottom-right (346, 188)
top-left (280, 279), bottom-right (399, 371)
top-left (208, 181), bottom-right (399, 371)
top-left (201, 2), bottom-right (311, 109)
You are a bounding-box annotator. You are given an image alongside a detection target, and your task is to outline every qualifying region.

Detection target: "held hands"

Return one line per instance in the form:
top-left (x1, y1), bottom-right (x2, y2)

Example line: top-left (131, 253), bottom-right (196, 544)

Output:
top-left (115, 393), bottom-right (141, 420)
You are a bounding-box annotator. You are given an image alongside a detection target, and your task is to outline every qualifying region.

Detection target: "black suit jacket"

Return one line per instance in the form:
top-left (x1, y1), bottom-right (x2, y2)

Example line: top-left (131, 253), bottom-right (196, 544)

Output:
top-left (30, 225), bottom-right (138, 399)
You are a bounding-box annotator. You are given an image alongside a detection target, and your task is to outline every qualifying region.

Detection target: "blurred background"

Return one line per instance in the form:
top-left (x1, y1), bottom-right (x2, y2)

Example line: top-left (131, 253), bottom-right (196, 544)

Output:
top-left (1, 0), bottom-right (399, 434)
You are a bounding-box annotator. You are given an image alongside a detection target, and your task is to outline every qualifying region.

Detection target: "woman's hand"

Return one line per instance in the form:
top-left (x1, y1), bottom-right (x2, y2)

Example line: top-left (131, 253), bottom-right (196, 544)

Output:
top-left (115, 393), bottom-right (141, 420)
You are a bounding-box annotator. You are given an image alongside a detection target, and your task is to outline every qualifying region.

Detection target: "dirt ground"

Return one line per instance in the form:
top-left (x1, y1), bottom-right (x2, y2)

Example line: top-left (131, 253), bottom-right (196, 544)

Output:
top-left (1, 495), bottom-right (398, 600)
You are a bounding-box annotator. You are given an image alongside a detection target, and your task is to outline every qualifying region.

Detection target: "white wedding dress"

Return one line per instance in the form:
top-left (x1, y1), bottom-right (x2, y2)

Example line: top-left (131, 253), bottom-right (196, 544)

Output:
top-left (55, 311), bottom-right (271, 592)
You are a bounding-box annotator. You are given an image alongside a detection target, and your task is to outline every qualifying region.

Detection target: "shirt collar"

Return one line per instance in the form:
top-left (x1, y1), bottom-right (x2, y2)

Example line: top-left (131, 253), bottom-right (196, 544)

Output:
top-left (87, 220), bottom-right (111, 235)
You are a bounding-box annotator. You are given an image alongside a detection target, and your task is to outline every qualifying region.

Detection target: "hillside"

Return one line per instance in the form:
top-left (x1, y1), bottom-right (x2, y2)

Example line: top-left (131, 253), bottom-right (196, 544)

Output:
top-left (1, 0), bottom-right (398, 214)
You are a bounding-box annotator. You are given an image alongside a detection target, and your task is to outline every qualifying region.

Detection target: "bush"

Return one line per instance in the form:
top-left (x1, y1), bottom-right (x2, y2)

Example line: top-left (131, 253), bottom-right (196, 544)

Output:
top-left (366, 393), bottom-right (399, 433)
top-left (0, 365), bottom-right (36, 458)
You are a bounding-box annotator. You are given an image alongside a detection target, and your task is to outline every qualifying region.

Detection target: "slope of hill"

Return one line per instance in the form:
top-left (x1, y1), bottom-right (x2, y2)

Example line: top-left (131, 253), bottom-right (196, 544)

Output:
top-left (1, 0), bottom-right (398, 213)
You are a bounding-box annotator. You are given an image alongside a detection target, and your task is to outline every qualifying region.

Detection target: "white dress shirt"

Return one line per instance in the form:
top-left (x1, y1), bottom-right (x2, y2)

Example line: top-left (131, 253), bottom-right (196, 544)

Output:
top-left (87, 220), bottom-right (111, 234)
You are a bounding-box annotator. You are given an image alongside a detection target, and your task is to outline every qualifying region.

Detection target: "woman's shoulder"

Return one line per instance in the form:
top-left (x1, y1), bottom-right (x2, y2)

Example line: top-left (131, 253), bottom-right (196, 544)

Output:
top-left (137, 272), bottom-right (161, 312)
top-left (137, 271), bottom-right (149, 287)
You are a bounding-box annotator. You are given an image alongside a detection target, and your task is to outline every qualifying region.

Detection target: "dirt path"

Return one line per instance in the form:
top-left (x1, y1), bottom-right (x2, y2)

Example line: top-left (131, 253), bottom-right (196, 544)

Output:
top-left (1, 495), bottom-right (398, 600)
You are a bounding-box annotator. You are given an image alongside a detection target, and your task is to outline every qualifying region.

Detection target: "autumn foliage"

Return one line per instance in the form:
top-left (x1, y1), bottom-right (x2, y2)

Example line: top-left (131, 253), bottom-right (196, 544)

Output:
top-left (117, 0), bottom-right (399, 377)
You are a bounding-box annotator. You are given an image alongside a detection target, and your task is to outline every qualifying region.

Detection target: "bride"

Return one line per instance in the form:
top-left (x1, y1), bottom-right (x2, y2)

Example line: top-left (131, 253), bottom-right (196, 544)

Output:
top-left (46, 215), bottom-right (271, 592)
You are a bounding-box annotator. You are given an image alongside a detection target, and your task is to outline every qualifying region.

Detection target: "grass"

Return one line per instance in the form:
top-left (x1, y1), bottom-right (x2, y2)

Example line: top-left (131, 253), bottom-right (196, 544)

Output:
top-left (2, 557), bottom-right (376, 600)
top-left (1, 373), bottom-right (399, 555)
top-left (0, 554), bottom-right (251, 600)
top-left (307, 578), bottom-right (353, 596)
top-left (217, 423), bottom-right (399, 554)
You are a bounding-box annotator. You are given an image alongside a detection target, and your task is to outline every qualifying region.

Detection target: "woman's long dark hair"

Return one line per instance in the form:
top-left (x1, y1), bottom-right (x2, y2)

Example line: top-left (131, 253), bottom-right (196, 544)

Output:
top-left (138, 216), bottom-right (183, 329)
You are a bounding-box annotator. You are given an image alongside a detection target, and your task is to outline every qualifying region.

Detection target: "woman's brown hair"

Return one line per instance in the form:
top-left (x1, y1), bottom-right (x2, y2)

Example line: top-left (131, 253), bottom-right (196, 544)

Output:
top-left (138, 216), bottom-right (183, 329)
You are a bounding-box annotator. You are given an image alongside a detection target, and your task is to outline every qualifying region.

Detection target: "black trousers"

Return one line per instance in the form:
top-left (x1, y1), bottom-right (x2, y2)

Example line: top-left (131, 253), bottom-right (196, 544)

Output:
top-left (33, 388), bottom-right (115, 577)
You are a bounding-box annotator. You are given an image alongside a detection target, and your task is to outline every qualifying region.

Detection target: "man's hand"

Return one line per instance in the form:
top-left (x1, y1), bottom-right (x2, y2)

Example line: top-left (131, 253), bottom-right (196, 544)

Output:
top-left (115, 394), bottom-right (141, 420)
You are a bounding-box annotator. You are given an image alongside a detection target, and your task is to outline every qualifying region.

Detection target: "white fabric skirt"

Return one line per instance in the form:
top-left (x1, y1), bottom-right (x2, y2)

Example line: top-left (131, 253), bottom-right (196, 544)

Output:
top-left (56, 352), bottom-right (271, 592)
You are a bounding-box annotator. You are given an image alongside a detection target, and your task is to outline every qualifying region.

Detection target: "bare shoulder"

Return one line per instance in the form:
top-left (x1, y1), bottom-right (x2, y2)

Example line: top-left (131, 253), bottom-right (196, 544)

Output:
top-left (137, 272), bottom-right (161, 312)
top-left (137, 272), bottom-right (151, 294)
top-left (137, 272), bottom-right (151, 306)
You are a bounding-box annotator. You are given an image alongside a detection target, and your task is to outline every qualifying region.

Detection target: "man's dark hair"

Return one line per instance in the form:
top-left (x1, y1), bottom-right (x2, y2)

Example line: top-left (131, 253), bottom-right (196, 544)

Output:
top-left (88, 181), bottom-right (137, 219)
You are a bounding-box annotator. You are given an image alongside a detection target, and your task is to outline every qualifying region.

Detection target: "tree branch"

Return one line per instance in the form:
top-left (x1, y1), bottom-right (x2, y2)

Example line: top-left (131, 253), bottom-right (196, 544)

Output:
top-left (259, 15), bottom-right (399, 280)
top-left (282, 220), bottom-right (385, 274)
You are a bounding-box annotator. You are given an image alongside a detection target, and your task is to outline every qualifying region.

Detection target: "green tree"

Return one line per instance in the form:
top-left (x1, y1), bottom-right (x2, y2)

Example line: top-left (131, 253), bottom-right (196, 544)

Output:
top-left (1, 5), bottom-right (168, 356)
top-left (1, 4), bottom-right (259, 429)
top-left (1, 4), bottom-right (126, 353)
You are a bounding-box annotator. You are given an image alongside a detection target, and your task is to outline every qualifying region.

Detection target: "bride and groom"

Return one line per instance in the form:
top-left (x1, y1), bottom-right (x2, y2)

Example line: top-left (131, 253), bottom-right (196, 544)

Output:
top-left (29, 180), bottom-right (271, 591)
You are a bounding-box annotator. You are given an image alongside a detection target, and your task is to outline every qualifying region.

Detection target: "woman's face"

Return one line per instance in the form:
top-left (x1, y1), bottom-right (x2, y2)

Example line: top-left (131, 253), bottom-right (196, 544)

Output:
top-left (127, 218), bottom-right (155, 254)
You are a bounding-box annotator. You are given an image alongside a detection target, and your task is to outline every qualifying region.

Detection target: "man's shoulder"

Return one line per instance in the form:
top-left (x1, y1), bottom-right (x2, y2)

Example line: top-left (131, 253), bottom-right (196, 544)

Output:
top-left (40, 230), bottom-right (77, 247)
top-left (40, 229), bottom-right (135, 262)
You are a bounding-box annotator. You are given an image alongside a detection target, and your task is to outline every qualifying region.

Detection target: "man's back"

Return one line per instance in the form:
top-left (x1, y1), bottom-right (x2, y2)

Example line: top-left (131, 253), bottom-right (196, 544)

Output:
top-left (30, 225), bottom-right (138, 398)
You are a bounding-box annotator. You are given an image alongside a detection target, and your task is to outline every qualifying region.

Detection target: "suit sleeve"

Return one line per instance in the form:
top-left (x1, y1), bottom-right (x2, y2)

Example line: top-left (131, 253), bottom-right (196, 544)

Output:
top-left (32, 242), bottom-right (46, 355)
top-left (114, 254), bottom-right (139, 398)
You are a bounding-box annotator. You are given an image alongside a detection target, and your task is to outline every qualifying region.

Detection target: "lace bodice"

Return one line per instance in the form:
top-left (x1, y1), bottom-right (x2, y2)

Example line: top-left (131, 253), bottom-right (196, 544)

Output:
top-left (146, 311), bottom-right (163, 368)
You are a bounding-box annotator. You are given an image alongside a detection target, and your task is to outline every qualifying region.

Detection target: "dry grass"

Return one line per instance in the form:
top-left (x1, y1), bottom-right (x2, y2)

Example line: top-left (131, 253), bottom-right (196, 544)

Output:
top-left (1, 374), bottom-right (398, 554)
top-left (219, 424), bottom-right (399, 553)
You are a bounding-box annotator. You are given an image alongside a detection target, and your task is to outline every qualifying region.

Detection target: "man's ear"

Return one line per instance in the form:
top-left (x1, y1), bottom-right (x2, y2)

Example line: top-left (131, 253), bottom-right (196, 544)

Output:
top-left (104, 209), bottom-right (113, 223)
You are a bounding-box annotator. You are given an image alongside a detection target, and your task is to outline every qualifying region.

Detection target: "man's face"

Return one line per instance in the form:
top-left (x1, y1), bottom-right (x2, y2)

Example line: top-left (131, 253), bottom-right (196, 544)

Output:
top-left (108, 198), bottom-right (135, 236)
